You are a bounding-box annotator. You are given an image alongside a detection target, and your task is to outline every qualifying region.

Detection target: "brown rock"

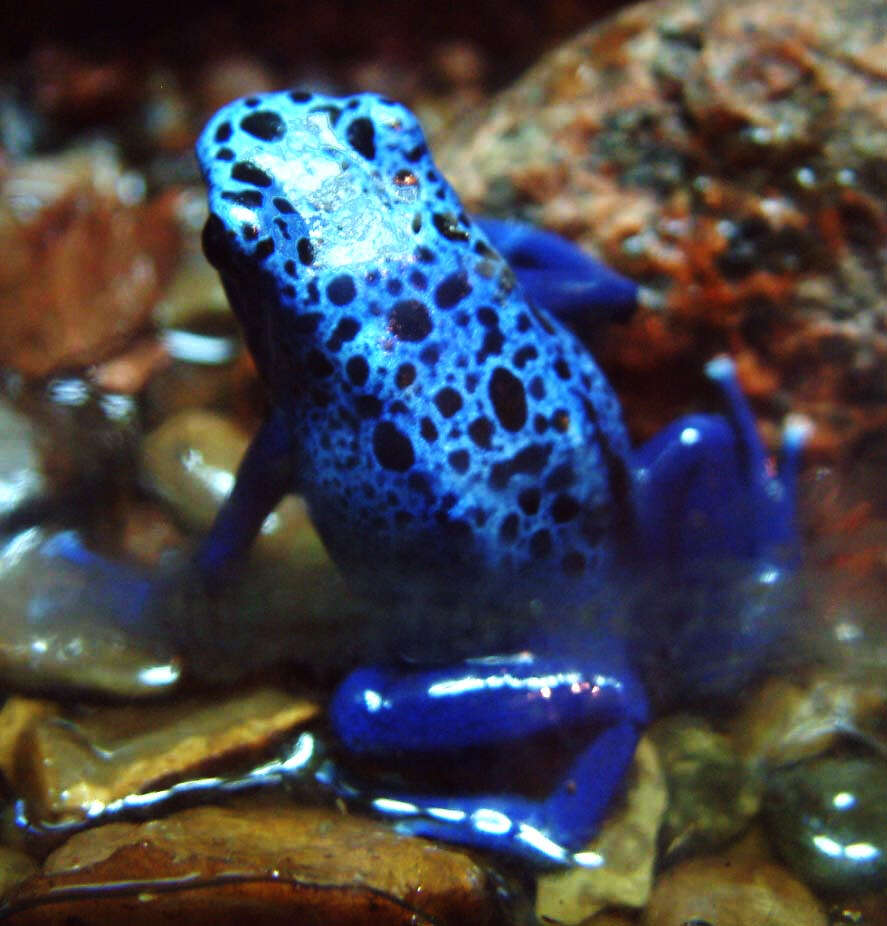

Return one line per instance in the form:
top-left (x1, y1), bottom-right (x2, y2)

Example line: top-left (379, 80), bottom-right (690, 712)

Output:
top-left (141, 408), bottom-right (342, 566)
top-left (0, 147), bottom-right (181, 379)
top-left (650, 714), bottom-right (761, 863)
top-left (90, 336), bottom-right (171, 395)
top-left (586, 913), bottom-right (639, 926)
top-left (642, 854), bottom-right (827, 926)
top-left (840, 894), bottom-right (887, 926)
top-left (141, 410), bottom-right (251, 530)
top-left (2, 802), bottom-right (515, 924)
top-left (14, 687), bottom-right (318, 824)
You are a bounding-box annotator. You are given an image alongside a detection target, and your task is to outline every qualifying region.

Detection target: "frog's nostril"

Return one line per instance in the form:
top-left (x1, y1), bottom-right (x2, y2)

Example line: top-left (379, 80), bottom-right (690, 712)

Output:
top-left (201, 213), bottom-right (229, 269)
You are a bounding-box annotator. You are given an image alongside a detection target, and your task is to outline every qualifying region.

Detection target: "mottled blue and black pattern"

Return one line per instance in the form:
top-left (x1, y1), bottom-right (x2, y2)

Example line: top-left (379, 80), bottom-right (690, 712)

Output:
top-left (194, 91), bottom-right (804, 864)
top-left (197, 91), bottom-right (632, 616)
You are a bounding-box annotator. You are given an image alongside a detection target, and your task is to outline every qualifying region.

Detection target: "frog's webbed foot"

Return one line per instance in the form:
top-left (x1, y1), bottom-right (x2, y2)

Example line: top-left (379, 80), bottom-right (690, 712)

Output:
top-left (474, 216), bottom-right (639, 327)
top-left (322, 648), bottom-right (648, 863)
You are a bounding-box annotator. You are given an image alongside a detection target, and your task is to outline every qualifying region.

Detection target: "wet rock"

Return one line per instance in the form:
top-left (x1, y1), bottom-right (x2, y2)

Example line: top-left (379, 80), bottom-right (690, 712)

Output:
top-left (733, 674), bottom-right (887, 767)
top-left (141, 409), bottom-right (345, 570)
top-left (10, 376), bottom-right (141, 504)
top-left (0, 698), bottom-right (55, 785)
top-left (0, 528), bottom-right (181, 698)
top-left (649, 714), bottom-right (761, 863)
top-left (2, 801), bottom-right (517, 924)
top-left (13, 686), bottom-right (318, 825)
top-left (0, 845), bottom-right (38, 899)
top-left (141, 410), bottom-right (255, 531)
top-left (536, 737), bottom-right (666, 924)
top-left (642, 854), bottom-right (827, 926)
top-left (0, 143), bottom-right (181, 379)
top-left (0, 401), bottom-right (45, 528)
top-left (584, 913), bottom-right (638, 926)
top-left (436, 0), bottom-right (887, 482)
top-left (764, 756), bottom-right (887, 894)
top-left (119, 501), bottom-right (185, 567)
top-left (832, 893), bottom-right (887, 926)
top-left (133, 411), bottom-right (373, 677)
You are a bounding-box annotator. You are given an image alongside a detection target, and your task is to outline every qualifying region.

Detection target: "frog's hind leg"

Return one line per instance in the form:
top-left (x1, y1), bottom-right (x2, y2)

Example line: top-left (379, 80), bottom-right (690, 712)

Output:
top-left (473, 216), bottom-right (639, 326)
top-left (629, 356), bottom-right (808, 700)
top-left (322, 648), bottom-right (648, 863)
top-left (632, 355), bottom-right (805, 568)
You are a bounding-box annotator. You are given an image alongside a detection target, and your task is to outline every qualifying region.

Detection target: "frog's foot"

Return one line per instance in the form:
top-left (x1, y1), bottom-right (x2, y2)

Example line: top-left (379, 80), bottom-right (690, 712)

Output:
top-left (474, 216), bottom-right (639, 326)
top-left (632, 355), bottom-right (807, 568)
top-left (325, 650), bottom-right (648, 863)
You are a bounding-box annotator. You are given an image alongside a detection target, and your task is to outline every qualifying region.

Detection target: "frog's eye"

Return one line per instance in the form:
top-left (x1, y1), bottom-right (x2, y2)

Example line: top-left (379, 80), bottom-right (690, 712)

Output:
top-left (393, 169), bottom-right (418, 187)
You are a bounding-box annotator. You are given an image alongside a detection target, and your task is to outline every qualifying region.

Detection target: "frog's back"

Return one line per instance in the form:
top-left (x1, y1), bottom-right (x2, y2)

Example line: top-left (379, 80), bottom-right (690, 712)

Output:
top-left (196, 91), bottom-right (633, 615)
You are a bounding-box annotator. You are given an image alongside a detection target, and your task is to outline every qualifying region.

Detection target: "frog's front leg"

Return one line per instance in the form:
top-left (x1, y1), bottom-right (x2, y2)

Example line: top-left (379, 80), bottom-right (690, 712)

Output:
top-left (325, 646), bottom-right (649, 863)
top-left (474, 216), bottom-right (639, 325)
top-left (195, 406), bottom-right (296, 579)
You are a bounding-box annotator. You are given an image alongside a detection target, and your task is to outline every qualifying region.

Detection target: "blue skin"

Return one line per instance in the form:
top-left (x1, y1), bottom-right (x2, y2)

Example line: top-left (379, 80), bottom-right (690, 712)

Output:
top-left (189, 91), bottom-right (803, 864)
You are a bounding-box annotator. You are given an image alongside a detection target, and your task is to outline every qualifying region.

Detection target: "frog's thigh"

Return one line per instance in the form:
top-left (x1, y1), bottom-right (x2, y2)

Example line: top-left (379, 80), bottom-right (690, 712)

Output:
top-left (330, 649), bottom-right (649, 753)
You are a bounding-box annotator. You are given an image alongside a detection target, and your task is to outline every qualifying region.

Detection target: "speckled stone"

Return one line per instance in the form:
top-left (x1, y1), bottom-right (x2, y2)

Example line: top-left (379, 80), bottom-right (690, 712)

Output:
top-left (435, 0), bottom-right (887, 489)
top-left (764, 755), bottom-right (887, 894)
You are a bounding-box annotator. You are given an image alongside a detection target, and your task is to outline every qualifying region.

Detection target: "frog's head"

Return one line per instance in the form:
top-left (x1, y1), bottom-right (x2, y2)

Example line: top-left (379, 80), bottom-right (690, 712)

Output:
top-left (195, 91), bottom-right (472, 383)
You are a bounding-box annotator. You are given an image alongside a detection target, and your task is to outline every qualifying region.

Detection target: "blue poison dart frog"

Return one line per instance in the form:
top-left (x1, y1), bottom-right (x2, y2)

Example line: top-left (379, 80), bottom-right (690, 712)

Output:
top-left (190, 90), bottom-right (804, 865)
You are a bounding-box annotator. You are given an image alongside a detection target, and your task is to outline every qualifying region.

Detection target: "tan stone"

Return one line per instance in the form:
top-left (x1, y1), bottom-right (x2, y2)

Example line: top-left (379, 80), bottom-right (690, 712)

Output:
top-left (642, 855), bottom-right (827, 926)
top-left (733, 673), bottom-right (887, 766)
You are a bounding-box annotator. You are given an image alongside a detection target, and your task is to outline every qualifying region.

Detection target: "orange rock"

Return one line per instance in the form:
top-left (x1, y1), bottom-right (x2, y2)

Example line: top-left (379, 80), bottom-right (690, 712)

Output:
top-left (0, 176), bottom-right (181, 379)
